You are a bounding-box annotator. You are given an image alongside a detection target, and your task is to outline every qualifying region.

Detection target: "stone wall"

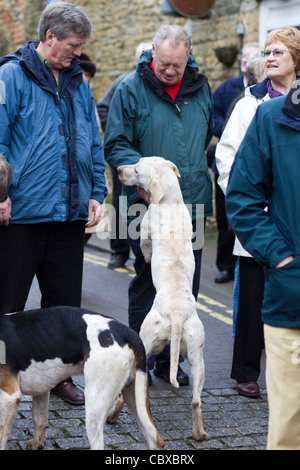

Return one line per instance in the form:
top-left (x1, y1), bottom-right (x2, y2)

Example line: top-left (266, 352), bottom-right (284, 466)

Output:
top-left (0, 0), bottom-right (261, 100)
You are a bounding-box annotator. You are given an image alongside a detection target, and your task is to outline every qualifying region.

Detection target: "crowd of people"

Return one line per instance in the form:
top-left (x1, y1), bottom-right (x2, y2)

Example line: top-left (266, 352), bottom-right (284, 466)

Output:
top-left (0, 1), bottom-right (299, 451)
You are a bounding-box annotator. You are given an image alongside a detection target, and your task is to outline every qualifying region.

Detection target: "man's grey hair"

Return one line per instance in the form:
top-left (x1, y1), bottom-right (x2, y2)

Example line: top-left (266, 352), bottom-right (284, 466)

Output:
top-left (0, 155), bottom-right (12, 201)
top-left (153, 25), bottom-right (192, 57)
top-left (38, 2), bottom-right (92, 42)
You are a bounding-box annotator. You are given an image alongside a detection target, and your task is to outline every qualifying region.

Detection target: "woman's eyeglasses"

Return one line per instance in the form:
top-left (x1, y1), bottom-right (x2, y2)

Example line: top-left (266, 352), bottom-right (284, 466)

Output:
top-left (261, 49), bottom-right (290, 58)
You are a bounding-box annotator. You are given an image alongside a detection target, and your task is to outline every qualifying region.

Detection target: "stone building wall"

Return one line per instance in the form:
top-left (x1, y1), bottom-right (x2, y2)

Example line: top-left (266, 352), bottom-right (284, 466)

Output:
top-left (0, 0), bottom-right (261, 100)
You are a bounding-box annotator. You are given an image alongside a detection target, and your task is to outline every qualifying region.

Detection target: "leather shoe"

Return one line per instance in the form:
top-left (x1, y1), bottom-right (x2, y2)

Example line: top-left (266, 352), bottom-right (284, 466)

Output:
top-left (51, 381), bottom-right (85, 406)
top-left (107, 254), bottom-right (128, 269)
top-left (237, 381), bottom-right (260, 398)
top-left (153, 363), bottom-right (189, 386)
top-left (214, 270), bottom-right (234, 284)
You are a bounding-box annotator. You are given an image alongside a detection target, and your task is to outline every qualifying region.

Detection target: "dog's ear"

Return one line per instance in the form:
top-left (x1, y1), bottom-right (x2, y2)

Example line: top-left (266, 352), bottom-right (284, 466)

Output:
top-left (166, 160), bottom-right (181, 179)
top-left (149, 176), bottom-right (164, 203)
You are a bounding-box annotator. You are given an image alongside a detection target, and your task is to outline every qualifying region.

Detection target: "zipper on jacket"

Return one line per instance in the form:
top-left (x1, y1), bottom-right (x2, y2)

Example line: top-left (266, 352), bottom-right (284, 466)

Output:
top-left (175, 103), bottom-right (181, 113)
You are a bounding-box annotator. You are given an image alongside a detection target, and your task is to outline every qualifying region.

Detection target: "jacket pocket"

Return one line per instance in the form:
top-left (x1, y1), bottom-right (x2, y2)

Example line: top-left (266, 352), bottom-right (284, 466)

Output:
top-left (263, 256), bottom-right (300, 324)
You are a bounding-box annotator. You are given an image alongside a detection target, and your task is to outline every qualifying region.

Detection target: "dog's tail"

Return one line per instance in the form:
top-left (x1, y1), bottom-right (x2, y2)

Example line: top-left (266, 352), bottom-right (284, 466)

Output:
top-left (170, 320), bottom-right (183, 388)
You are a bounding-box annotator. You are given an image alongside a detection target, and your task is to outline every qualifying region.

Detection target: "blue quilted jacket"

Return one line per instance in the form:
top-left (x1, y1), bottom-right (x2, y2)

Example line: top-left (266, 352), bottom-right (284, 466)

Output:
top-left (0, 41), bottom-right (107, 223)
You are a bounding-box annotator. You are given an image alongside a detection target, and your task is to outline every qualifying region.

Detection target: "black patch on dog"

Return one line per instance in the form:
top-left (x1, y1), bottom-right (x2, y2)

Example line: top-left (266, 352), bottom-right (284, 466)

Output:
top-left (98, 329), bottom-right (114, 347)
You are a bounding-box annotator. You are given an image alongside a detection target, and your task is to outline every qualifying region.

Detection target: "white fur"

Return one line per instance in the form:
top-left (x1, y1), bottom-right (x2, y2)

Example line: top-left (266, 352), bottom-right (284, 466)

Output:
top-left (18, 359), bottom-right (83, 395)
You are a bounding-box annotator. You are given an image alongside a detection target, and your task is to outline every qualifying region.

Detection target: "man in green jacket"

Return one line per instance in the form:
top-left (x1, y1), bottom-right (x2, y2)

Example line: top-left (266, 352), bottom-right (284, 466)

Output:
top-left (226, 80), bottom-right (300, 449)
top-left (104, 25), bottom-right (213, 385)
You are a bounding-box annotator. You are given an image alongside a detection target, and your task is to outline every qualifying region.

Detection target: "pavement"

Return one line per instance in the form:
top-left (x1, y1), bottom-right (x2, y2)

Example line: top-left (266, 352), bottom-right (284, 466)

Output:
top-left (6, 228), bottom-right (269, 453)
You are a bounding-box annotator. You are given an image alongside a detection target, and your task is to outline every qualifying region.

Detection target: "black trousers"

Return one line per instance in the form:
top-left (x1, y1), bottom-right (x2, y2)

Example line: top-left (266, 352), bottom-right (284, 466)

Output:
top-left (230, 256), bottom-right (265, 382)
top-left (215, 174), bottom-right (236, 273)
top-left (0, 221), bottom-right (86, 314)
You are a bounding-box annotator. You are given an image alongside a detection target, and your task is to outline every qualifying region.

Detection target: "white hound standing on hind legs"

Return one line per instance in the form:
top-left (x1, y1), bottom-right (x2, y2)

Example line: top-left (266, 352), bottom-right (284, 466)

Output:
top-left (109, 156), bottom-right (210, 442)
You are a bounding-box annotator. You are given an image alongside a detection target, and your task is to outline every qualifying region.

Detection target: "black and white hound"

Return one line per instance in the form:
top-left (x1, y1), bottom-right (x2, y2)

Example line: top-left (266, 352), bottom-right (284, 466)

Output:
top-left (0, 306), bottom-right (164, 450)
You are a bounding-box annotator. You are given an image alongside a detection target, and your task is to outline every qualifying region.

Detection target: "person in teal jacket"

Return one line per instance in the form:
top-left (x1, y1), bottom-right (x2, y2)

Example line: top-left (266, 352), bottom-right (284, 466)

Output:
top-left (226, 80), bottom-right (300, 449)
top-left (0, 2), bottom-right (107, 405)
top-left (104, 25), bottom-right (213, 385)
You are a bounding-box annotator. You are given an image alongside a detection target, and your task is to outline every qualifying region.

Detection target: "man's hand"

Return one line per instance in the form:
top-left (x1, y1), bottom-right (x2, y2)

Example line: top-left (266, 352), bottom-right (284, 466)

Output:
top-left (86, 198), bottom-right (102, 228)
top-left (275, 255), bottom-right (295, 268)
top-left (0, 197), bottom-right (11, 226)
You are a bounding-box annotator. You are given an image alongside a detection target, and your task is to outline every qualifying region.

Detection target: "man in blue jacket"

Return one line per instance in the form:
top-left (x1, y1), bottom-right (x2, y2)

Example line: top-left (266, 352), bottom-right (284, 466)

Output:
top-left (0, 2), bottom-right (107, 405)
top-left (104, 25), bottom-right (213, 385)
top-left (226, 80), bottom-right (300, 449)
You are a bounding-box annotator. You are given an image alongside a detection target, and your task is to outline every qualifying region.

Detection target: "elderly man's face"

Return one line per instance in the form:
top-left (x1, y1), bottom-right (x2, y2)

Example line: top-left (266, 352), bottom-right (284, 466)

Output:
top-left (152, 38), bottom-right (189, 85)
top-left (46, 32), bottom-right (86, 70)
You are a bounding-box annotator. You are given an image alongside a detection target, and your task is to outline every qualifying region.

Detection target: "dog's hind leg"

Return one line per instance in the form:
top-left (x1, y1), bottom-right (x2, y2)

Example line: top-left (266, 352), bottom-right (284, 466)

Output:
top-left (183, 318), bottom-right (210, 442)
top-left (26, 392), bottom-right (49, 450)
top-left (0, 367), bottom-right (22, 450)
top-left (122, 370), bottom-right (164, 450)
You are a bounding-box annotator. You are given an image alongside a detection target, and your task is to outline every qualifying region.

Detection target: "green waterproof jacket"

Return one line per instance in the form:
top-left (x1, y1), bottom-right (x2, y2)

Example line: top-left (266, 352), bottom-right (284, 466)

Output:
top-left (104, 50), bottom-right (213, 221)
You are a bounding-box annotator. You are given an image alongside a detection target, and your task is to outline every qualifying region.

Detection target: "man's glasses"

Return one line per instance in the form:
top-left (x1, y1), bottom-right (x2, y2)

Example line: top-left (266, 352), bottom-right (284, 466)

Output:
top-left (261, 49), bottom-right (290, 58)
